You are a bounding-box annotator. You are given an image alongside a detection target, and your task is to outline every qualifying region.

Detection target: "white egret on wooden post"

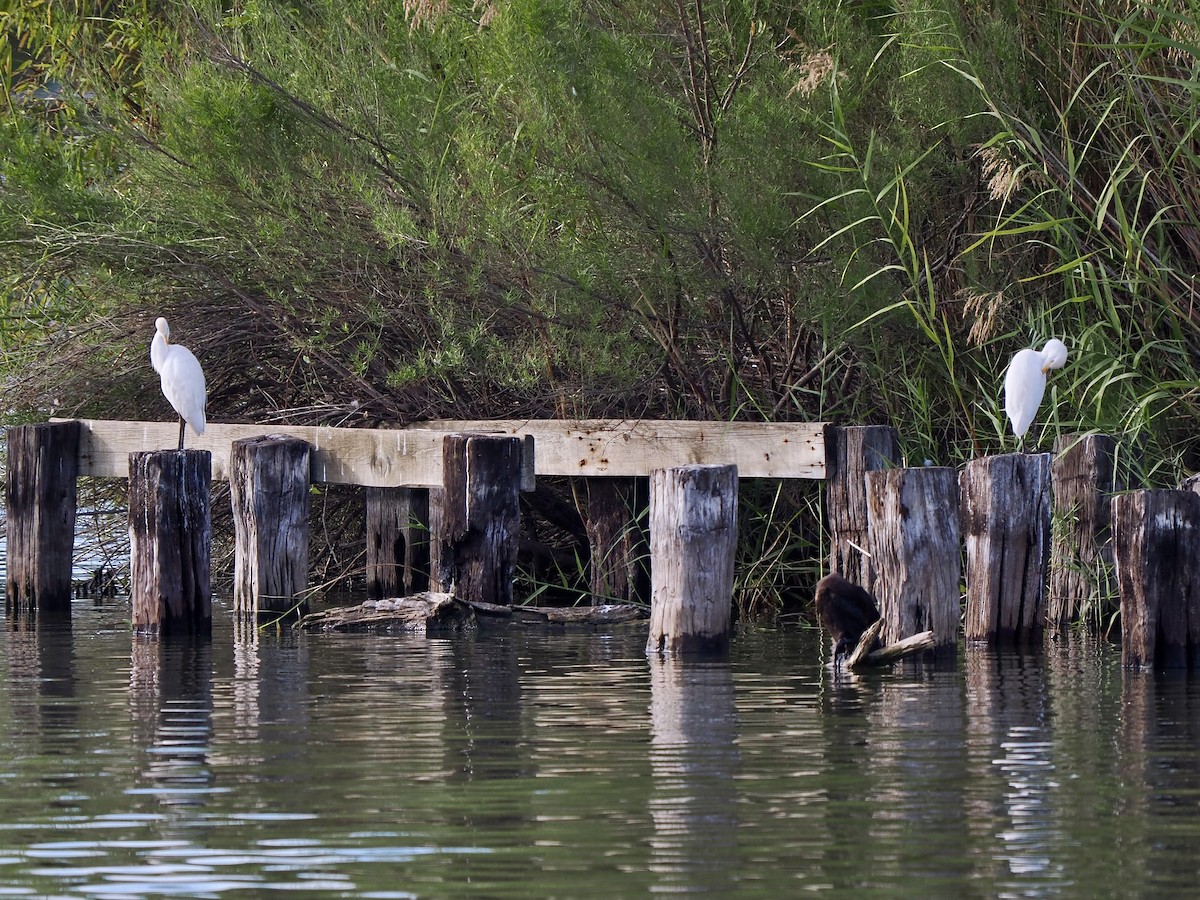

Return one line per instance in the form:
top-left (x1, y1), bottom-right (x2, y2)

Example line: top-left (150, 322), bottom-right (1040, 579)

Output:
top-left (150, 316), bottom-right (207, 450)
top-left (1004, 338), bottom-right (1068, 449)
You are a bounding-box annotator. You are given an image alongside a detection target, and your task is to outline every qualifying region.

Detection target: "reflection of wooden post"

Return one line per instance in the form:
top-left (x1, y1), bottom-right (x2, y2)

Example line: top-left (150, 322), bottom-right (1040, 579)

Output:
top-left (961, 453), bottom-right (1052, 645)
top-left (825, 425), bottom-right (900, 591)
top-left (435, 434), bottom-right (522, 606)
top-left (129, 450), bottom-right (212, 637)
top-left (5, 421), bottom-right (81, 616)
top-left (586, 478), bottom-right (649, 604)
top-left (1112, 490), bottom-right (1200, 670)
top-left (647, 464), bottom-right (737, 655)
top-left (365, 487), bottom-right (430, 599)
top-left (230, 435), bottom-right (310, 621)
top-left (865, 467), bottom-right (959, 654)
top-left (1049, 435), bottom-right (1119, 636)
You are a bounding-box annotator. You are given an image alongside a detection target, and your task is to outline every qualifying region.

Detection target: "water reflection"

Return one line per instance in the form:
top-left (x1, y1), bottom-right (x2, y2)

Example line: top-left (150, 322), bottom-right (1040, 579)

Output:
top-left (648, 656), bottom-right (739, 894)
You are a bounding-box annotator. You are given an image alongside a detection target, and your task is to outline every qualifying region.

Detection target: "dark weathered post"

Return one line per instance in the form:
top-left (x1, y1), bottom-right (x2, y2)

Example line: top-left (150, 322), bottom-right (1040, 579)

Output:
top-left (825, 425), bottom-right (900, 591)
top-left (1112, 490), bottom-right (1200, 670)
top-left (128, 450), bottom-right (212, 637)
top-left (865, 467), bottom-right (960, 655)
top-left (229, 435), bottom-right (311, 621)
top-left (961, 453), bottom-right (1052, 644)
top-left (365, 487), bottom-right (430, 599)
top-left (1048, 434), bottom-right (1120, 636)
top-left (434, 434), bottom-right (522, 606)
top-left (6, 421), bottom-right (81, 616)
top-left (586, 478), bottom-right (649, 604)
top-left (647, 464), bottom-right (738, 655)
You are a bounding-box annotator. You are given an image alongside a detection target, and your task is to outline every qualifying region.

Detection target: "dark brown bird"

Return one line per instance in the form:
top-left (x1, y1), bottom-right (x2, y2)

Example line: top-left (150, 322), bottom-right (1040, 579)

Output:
top-left (815, 573), bottom-right (881, 663)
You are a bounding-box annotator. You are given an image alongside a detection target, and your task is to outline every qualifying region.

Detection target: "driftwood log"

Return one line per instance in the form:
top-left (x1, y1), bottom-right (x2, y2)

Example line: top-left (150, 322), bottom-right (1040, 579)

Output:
top-left (5, 421), bottom-right (81, 616)
top-left (647, 464), bottom-right (738, 654)
top-left (298, 593), bottom-right (648, 632)
top-left (824, 424), bottom-right (900, 591)
top-left (1048, 434), bottom-right (1120, 636)
top-left (843, 619), bottom-right (937, 670)
top-left (961, 453), bottom-right (1052, 644)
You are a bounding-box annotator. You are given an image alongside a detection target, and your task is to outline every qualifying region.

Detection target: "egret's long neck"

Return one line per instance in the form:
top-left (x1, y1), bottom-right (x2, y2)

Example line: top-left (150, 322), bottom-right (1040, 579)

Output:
top-left (150, 332), bottom-right (169, 374)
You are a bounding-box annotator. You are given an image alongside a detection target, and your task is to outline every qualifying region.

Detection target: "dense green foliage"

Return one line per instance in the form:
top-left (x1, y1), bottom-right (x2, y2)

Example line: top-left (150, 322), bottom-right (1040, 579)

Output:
top-left (4, 1), bottom-right (1200, 619)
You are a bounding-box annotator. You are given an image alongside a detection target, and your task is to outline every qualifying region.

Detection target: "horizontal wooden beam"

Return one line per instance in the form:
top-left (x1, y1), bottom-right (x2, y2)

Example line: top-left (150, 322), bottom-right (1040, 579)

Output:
top-left (425, 419), bottom-right (826, 479)
top-left (58, 418), bottom-right (827, 485)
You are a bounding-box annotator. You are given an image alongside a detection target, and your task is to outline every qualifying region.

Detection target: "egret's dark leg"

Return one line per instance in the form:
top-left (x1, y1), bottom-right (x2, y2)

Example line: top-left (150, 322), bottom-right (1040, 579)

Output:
top-left (178, 416), bottom-right (186, 451)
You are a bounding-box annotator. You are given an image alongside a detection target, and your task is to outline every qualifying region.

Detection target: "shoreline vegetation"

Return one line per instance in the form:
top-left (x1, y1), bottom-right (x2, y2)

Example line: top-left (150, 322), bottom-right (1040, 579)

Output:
top-left (3, 1), bottom-right (1198, 626)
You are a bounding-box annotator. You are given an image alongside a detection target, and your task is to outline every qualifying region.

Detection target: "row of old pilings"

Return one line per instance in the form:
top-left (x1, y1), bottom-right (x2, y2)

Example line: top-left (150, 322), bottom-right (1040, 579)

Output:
top-left (829, 425), bottom-right (1200, 670)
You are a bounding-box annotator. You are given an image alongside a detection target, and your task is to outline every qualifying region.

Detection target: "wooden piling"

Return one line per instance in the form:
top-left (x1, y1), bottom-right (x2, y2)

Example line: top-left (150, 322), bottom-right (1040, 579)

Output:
top-left (865, 467), bottom-right (960, 654)
top-left (1048, 434), bottom-right (1120, 636)
top-left (1112, 490), bottom-right (1200, 670)
top-left (585, 478), bottom-right (649, 604)
top-left (647, 464), bottom-right (738, 655)
top-left (5, 421), bottom-right (81, 616)
top-left (128, 450), bottom-right (212, 637)
top-left (229, 435), bottom-right (311, 621)
top-left (961, 453), bottom-right (1052, 645)
top-left (365, 487), bottom-right (430, 599)
top-left (825, 425), bottom-right (900, 591)
top-left (434, 434), bottom-right (522, 606)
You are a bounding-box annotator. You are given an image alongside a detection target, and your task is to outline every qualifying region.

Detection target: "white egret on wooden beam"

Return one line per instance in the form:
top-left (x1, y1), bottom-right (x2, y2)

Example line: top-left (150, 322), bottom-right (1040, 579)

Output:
top-left (150, 316), bottom-right (207, 450)
top-left (1004, 338), bottom-right (1068, 449)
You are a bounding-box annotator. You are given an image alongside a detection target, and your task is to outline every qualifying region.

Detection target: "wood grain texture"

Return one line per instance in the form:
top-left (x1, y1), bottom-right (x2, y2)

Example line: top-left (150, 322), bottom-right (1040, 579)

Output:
top-left (647, 464), bottom-right (738, 655)
top-left (1048, 434), bottom-right (1120, 635)
top-left (961, 453), bottom-right (1052, 644)
top-left (128, 450), bottom-right (212, 637)
top-left (434, 435), bottom-right (522, 606)
top-left (585, 478), bottom-right (649, 605)
top-left (824, 424), bottom-right (900, 590)
top-left (65, 418), bottom-right (817, 483)
top-left (365, 487), bottom-right (430, 599)
top-left (865, 467), bottom-right (960, 653)
top-left (229, 435), bottom-right (310, 620)
top-left (5, 422), bottom-right (80, 615)
top-left (1112, 490), bottom-right (1200, 670)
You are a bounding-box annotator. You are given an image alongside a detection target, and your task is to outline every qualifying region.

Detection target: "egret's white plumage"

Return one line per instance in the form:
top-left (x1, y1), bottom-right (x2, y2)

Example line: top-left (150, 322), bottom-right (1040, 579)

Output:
top-left (150, 317), bottom-right (206, 449)
top-left (1004, 338), bottom-right (1068, 442)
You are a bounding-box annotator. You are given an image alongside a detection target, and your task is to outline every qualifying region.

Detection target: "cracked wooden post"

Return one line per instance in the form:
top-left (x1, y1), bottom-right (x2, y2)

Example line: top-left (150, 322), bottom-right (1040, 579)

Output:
top-left (128, 450), bottom-right (212, 637)
top-left (961, 453), bottom-right (1052, 644)
top-left (5, 421), bottom-right (81, 618)
top-left (434, 434), bottom-right (522, 606)
top-left (647, 464), bottom-right (738, 655)
top-left (865, 467), bottom-right (960, 657)
top-left (365, 487), bottom-right (430, 599)
top-left (1113, 490), bottom-right (1200, 670)
top-left (1048, 434), bottom-right (1120, 637)
top-left (825, 425), bottom-right (900, 592)
top-left (230, 434), bottom-right (311, 621)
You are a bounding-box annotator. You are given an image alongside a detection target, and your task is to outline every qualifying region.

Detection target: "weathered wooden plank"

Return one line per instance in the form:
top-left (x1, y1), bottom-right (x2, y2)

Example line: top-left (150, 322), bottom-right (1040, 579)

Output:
top-left (647, 464), bottom-right (738, 655)
top-left (365, 487), bottom-right (431, 599)
top-left (64, 419), bottom-right (450, 487)
top-left (585, 478), bottom-right (649, 604)
top-left (424, 419), bottom-right (826, 478)
top-left (5, 422), bottom-right (81, 616)
top-left (62, 418), bottom-right (825, 483)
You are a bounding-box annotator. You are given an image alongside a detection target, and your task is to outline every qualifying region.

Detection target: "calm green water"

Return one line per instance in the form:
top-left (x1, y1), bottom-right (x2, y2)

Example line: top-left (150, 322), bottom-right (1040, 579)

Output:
top-left (1, 603), bottom-right (1199, 898)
